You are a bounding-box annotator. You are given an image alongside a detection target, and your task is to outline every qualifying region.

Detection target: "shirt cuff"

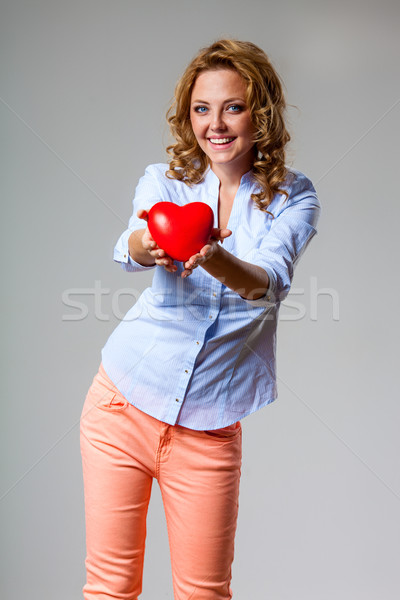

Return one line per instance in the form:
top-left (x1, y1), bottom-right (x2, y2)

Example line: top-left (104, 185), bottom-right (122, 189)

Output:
top-left (241, 267), bottom-right (277, 307)
top-left (113, 229), bottom-right (156, 272)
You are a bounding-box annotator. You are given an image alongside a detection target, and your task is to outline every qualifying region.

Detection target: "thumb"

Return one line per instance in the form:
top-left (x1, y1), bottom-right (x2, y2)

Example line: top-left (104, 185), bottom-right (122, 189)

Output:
top-left (217, 228), bottom-right (232, 242)
top-left (211, 227), bottom-right (232, 240)
top-left (137, 209), bottom-right (148, 221)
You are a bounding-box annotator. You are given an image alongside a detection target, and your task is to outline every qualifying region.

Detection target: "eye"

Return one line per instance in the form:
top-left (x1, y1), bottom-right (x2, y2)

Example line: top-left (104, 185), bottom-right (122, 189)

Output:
top-left (193, 106), bottom-right (208, 114)
top-left (227, 104), bottom-right (243, 113)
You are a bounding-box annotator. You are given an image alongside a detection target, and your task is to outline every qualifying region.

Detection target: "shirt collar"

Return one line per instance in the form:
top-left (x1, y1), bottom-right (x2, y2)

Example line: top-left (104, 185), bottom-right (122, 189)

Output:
top-left (205, 165), bottom-right (255, 190)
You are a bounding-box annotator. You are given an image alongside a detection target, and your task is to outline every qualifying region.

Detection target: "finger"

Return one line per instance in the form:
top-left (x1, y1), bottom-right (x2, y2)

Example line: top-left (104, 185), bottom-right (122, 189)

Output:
top-left (199, 244), bottom-right (212, 256)
top-left (210, 227), bottom-right (232, 239)
top-left (158, 253), bottom-right (175, 265)
top-left (142, 229), bottom-right (157, 250)
top-left (220, 228), bottom-right (232, 239)
top-left (183, 260), bottom-right (197, 271)
top-left (155, 254), bottom-right (176, 269)
top-left (147, 242), bottom-right (165, 254)
top-left (137, 209), bottom-right (148, 221)
top-left (165, 264), bottom-right (178, 273)
top-left (184, 252), bottom-right (202, 268)
top-left (156, 257), bottom-right (172, 266)
top-left (145, 241), bottom-right (158, 252)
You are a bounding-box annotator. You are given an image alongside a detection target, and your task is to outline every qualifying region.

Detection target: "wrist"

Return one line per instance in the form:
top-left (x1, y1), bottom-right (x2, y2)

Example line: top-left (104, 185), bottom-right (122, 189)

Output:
top-left (202, 240), bottom-right (224, 266)
top-left (128, 231), bottom-right (156, 267)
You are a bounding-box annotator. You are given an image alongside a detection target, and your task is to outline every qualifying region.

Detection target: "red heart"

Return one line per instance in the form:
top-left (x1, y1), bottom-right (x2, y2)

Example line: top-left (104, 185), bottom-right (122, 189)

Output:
top-left (147, 202), bottom-right (214, 261)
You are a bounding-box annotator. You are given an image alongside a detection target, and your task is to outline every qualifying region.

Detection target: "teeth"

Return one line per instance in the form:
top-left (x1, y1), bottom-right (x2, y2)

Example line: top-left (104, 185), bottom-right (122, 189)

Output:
top-left (209, 138), bottom-right (235, 144)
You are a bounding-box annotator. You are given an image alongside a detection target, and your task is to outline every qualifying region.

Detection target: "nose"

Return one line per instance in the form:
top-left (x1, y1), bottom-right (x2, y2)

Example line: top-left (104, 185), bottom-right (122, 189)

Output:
top-left (210, 110), bottom-right (227, 132)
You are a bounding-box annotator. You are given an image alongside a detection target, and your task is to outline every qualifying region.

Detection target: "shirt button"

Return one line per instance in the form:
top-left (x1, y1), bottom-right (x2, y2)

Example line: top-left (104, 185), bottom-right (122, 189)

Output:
top-left (196, 341), bottom-right (200, 345)
top-left (209, 315), bottom-right (213, 319)
top-left (213, 292), bottom-right (216, 297)
top-left (123, 254), bottom-right (127, 258)
top-left (175, 398), bottom-right (180, 402)
top-left (185, 369), bottom-right (189, 373)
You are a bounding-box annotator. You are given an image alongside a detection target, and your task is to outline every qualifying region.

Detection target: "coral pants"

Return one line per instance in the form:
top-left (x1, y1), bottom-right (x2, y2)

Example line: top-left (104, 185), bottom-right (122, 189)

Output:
top-left (80, 363), bottom-right (242, 600)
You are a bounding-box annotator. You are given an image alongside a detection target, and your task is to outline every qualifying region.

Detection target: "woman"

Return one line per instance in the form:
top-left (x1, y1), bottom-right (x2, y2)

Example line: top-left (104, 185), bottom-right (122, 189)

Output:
top-left (80, 39), bottom-right (320, 599)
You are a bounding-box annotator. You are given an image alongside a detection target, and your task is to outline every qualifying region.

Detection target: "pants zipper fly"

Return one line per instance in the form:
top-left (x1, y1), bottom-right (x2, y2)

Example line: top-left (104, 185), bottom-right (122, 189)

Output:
top-left (155, 425), bottom-right (172, 478)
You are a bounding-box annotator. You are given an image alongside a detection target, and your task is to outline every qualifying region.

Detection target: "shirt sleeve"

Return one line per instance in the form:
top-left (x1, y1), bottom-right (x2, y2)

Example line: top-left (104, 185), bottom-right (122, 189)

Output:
top-left (113, 164), bottom-right (165, 273)
top-left (243, 171), bottom-right (321, 307)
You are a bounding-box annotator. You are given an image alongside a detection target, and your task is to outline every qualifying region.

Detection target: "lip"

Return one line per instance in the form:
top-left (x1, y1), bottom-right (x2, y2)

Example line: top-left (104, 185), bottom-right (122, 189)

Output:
top-left (207, 137), bottom-right (236, 149)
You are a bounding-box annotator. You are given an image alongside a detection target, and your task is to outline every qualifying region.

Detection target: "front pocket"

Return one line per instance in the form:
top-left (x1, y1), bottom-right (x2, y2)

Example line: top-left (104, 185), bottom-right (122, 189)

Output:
top-left (204, 422), bottom-right (241, 439)
top-left (95, 389), bottom-right (129, 412)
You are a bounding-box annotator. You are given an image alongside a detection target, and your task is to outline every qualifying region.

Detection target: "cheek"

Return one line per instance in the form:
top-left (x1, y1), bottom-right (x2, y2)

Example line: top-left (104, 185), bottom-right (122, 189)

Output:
top-left (190, 116), bottom-right (200, 136)
top-left (191, 121), bottom-right (206, 142)
top-left (236, 115), bottom-right (255, 139)
top-left (241, 123), bottom-right (255, 140)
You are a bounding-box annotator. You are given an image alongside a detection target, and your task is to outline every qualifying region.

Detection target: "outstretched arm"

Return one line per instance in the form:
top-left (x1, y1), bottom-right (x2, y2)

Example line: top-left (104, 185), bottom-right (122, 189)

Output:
top-left (182, 240), bottom-right (270, 301)
top-left (131, 210), bottom-right (269, 300)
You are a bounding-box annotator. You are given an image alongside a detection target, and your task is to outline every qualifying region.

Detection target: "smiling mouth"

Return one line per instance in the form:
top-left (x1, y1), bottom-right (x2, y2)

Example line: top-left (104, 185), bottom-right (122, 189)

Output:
top-left (208, 137), bottom-right (236, 145)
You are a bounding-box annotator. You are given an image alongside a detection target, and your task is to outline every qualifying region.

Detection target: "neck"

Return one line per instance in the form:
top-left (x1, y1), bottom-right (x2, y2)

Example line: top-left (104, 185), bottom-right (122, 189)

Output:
top-left (210, 159), bottom-right (253, 191)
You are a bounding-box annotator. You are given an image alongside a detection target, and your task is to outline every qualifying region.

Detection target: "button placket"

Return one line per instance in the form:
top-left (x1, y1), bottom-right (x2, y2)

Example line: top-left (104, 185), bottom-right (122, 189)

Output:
top-left (164, 259), bottom-right (223, 425)
top-left (165, 332), bottom-right (206, 423)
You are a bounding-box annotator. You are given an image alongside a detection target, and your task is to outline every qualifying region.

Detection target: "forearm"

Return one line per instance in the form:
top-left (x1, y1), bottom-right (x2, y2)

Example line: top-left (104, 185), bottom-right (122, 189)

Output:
top-left (128, 230), bottom-right (156, 267)
top-left (200, 244), bottom-right (270, 300)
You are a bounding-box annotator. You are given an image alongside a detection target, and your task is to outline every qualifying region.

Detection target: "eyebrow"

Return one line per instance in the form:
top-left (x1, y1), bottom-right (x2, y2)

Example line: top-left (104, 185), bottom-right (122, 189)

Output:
top-left (191, 98), bottom-right (246, 104)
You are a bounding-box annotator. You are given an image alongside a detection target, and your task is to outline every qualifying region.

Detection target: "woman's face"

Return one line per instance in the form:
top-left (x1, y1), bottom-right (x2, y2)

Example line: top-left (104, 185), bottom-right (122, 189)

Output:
top-left (190, 69), bottom-right (256, 174)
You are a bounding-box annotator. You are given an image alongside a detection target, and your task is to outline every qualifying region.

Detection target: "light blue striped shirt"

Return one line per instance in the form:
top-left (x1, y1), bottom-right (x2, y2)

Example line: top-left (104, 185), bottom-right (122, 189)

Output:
top-left (101, 163), bottom-right (320, 430)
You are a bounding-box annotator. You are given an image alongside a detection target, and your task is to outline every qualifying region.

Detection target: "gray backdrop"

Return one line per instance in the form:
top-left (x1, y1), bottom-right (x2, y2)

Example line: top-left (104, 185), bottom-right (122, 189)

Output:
top-left (1, 0), bottom-right (399, 598)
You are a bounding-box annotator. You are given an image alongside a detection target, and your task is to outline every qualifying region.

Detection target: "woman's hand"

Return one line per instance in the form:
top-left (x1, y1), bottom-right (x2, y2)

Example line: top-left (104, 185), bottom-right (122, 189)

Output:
top-left (137, 209), bottom-right (177, 273)
top-left (181, 228), bottom-right (232, 278)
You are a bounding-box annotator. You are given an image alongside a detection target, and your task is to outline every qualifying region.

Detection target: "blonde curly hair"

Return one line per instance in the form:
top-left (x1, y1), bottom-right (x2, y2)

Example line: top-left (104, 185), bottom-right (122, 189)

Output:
top-left (166, 39), bottom-right (291, 211)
